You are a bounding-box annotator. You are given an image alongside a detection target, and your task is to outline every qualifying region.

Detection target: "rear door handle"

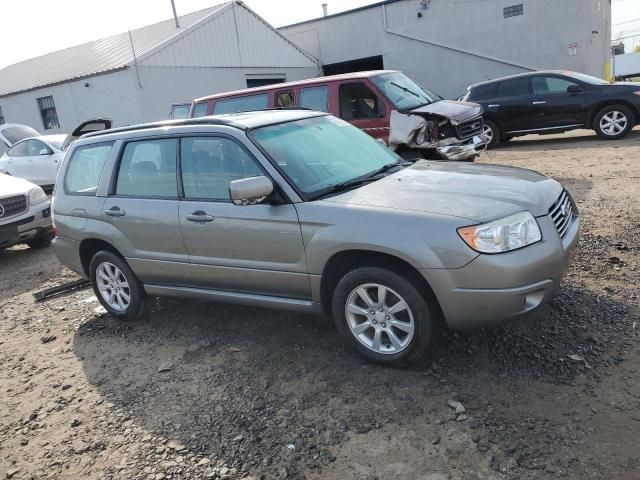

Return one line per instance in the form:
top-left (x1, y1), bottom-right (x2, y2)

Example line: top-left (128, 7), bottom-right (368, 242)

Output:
top-left (186, 210), bottom-right (214, 222)
top-left (532, 101), bottom-right (547, 105)
top-left (488, 104), bottom-right (500, 109)
top-left (104, 207), bottom-right (126, 217)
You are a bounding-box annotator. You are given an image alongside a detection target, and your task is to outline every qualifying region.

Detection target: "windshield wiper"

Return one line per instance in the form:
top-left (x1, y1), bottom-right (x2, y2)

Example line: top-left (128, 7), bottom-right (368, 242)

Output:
top-left (390, 81), bottom-right (431, 103)
top-left (310, 163), bottom-right (404, 200)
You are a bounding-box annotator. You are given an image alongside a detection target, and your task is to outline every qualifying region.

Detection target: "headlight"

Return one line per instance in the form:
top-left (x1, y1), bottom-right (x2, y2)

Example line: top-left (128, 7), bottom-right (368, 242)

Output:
top-left (458, 211), bottom-right (541, 253)
top-left (29, 186), bottom-right (48, 205)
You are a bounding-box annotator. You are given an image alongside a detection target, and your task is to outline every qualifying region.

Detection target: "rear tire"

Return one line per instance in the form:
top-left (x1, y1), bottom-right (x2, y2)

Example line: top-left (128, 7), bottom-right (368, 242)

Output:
top-left (331, 266), bottom-right (435, 367)
top-left (26, 230), bottom-right (54, 249)
top-left (593, 104), bottom-right (634, 140)
top-left (89, 250), bottom-right (146, 321)
top-left (482, 119), bottom-right (501, 148)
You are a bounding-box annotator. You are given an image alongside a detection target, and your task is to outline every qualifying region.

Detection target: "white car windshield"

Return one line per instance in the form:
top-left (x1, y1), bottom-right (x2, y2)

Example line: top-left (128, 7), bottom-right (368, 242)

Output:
top-left (250, 116), bottom-right (400, 199)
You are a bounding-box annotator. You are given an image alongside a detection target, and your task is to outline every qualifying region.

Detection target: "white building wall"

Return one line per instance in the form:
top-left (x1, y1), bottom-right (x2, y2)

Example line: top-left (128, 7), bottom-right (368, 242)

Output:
top-left (134, 65), bottom-right (319, 122)
top-left (282, 0), bottom-right (612, 99)
top-left (0, 69), bottom-right (143, 132)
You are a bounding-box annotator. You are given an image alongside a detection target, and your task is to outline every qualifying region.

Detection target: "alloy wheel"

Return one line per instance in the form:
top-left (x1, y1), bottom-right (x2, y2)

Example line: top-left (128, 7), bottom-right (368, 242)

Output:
top-left (599, 111), bottom-right (628, 136)
top-left (482, 124), bottom-right (494, 144)
top-left (96, 261), bottom-right (131, 312)
top-left (345, 283), bottom-right (415, 355)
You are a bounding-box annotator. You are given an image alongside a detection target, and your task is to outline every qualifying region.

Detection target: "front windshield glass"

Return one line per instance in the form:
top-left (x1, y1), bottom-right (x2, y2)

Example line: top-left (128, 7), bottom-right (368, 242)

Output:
top-left (565, 71), bottom-right (610, 85)
top-left (250, 116), bottom-right (399, 199)
top-left (371, 72), bottom-right (439, 111)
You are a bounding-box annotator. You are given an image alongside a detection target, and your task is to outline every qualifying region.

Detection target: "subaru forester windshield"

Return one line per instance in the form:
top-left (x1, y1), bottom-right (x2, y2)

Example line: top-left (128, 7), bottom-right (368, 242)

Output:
top-left (250, 115), bottom-right (401, 200)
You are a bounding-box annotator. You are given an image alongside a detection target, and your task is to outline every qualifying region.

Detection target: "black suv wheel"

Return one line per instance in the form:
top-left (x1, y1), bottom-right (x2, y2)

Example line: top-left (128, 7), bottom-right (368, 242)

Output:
top-left (594, 104), bottom-right (634, 140)
top-left (332, 266), bottom-right (435, 367)
top-left (482, 119), bottom-right (501, 148)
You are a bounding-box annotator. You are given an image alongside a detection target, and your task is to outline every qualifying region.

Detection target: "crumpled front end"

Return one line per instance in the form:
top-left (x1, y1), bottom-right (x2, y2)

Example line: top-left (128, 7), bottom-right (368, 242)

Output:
top-left (388, 100), bottom-right (487, 161)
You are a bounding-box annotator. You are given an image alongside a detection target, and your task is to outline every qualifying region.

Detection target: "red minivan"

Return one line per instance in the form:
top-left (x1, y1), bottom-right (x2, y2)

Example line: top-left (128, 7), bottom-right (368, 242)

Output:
top-left (190, 70), bottom-right (486, 161)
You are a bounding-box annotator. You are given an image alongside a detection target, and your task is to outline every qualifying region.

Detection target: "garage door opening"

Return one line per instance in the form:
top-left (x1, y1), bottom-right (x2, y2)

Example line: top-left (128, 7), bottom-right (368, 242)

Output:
top-left (323, 55), bottom-right (384, 76)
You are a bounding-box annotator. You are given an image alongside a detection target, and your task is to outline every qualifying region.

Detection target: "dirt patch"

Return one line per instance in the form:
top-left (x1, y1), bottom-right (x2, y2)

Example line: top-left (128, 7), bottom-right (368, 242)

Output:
top-left (1, 128), bottom-right (639, 480)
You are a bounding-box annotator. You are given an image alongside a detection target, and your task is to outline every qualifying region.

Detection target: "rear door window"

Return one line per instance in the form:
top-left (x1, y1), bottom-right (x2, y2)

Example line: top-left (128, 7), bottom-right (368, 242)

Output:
top-left (213, 94), bottom-right (269, 115)
top-left (299, 86), bottom-right (329, 112)
top-left (468, 83), bottom-right (498, 101)
top-left (339, 82), bottom-right (384, 119)
top-left (115, 139), bottom-right (178, 198)
top-left (7, 141), bottom-right (29, 157)
top-left (64, 142), bottom-right (113, 195)
top-left (494, 78), bottom-right (529, 98)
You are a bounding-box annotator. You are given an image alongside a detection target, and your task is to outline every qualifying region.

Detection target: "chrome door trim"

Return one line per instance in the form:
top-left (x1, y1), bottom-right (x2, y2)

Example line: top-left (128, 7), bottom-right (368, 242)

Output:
top-left (505, 124), bottom-right (584, 134)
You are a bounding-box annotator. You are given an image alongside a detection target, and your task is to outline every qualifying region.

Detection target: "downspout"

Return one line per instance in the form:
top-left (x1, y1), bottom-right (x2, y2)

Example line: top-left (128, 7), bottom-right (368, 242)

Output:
top-left (128, 30), bottom-right (143, 89)
top-left (381, 4), bottom-right (537, 72)
top-left (231, 1), bottom-right (245, 67)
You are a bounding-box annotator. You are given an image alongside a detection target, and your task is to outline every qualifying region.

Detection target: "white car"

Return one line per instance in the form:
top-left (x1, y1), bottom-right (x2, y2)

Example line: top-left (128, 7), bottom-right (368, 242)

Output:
top-left (0, 133), bottom-right (66, 189)
top-left (0, 173), bottom-right (53, 250)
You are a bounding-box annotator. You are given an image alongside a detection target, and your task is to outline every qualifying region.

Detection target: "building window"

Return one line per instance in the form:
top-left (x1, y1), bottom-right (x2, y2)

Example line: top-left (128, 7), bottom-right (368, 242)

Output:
top-left (0, 106), bottom-right (4, 125)
top-left (246, 77), bottom-right (285, 88)
top-left (37, 96), bottom-right (60, 130)
top-left (503, 4), bottom-right (523, 18)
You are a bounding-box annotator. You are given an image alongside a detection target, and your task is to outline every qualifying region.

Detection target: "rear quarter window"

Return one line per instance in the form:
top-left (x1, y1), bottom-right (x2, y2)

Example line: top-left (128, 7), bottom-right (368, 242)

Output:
top-left (299, 86), bottom-right (329, 112)
top-left (64, 142), bottom-right (113, 195)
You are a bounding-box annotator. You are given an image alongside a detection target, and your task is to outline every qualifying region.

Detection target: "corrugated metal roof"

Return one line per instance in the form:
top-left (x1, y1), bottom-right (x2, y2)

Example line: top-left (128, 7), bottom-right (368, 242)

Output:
top-left (0, 2), bottom-right (230, 98)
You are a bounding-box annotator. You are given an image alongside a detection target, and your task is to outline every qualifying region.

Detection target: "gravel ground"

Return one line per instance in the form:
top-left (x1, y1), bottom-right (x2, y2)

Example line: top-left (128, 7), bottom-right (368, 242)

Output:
top-left (1, 128), bottom-right (639, 480)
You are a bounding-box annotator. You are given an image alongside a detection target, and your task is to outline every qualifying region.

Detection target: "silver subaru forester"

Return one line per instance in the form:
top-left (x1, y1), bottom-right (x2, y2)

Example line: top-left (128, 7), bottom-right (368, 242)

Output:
top-left (53, 110), bottom-right (579, 367)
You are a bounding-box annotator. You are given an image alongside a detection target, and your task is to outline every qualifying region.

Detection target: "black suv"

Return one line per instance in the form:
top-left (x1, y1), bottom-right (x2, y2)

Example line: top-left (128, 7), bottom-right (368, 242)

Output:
top-left (462, 70), bottom-right (640, 147)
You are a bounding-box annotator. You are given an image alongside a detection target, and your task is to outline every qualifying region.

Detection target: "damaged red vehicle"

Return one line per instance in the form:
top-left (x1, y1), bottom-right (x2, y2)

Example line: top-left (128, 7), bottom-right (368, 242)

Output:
top-left (190, 70), bottom-right (486, 161)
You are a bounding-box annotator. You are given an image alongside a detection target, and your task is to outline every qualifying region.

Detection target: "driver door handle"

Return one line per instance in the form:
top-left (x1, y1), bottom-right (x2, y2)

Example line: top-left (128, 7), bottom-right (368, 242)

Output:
top-left (186, 210), bottom-right (214, 222)
top-left (104, 206), bottom-right (126, 217)
top-left (532, 101), bottom-right (547, 105)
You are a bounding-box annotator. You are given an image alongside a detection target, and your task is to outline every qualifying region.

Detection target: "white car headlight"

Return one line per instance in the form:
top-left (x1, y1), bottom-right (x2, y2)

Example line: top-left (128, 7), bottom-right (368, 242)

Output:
top-left (29, 186), bottom-right (48, 205)
top-left (458, 211), bottom-right (542, 254)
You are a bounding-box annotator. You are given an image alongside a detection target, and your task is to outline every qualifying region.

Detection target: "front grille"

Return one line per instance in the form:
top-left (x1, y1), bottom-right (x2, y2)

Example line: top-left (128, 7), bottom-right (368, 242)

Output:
top-left (549, 190), bottom-right (576, 238)
top-left (0, 195), bottom-right (27, 220)
top-left (456, 118), bottom-right (484, 139)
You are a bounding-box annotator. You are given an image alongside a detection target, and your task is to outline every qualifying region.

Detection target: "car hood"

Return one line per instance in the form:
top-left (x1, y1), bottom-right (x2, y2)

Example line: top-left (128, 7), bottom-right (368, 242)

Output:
top-left (0, 172), bottom-right (37, 197)
top-left (410, 100), bottom-right (483, 124)
top-left (320, 161), bottom-right (563, 223)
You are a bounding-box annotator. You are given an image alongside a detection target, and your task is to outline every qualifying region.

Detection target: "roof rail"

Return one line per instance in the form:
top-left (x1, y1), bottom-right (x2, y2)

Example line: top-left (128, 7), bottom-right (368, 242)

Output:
top-left (82, 108), bottom-right (318, 139)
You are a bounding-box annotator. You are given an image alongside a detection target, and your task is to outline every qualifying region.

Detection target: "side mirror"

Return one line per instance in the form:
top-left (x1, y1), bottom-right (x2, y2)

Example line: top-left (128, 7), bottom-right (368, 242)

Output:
top-left (567, 84), bottom-right (582, 94)
top-left (229, 176), bottom-right (274, 206)
top-left (39, 148), bottom-right (52, 155)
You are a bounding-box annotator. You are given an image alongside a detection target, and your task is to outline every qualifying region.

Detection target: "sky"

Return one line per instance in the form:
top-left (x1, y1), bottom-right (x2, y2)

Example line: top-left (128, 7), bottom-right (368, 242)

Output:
top-left (0, 0), bottom-right (638, 70)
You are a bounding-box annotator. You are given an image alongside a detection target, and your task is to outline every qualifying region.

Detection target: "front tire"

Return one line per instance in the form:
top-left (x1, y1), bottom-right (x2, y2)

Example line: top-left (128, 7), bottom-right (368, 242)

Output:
top-left (594, 105), bottom-right (634, 140)
top-left (26, 230), bottom-right (54, 249)
top-left (331, 267), bottom-right (435, 367)
top-left (482, 119), bottom-right (501, 148)
top-left (89, 250), bottom-right (145, 321)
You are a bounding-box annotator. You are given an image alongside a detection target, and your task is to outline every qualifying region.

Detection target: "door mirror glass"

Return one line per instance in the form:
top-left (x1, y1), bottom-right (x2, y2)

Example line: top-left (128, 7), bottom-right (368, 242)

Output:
top-left (567, 84), bottom-right (582, 94)
top-left (39, 148), bottom-right (52, 155)
top-left (229, 176), bottom-right (274, 206)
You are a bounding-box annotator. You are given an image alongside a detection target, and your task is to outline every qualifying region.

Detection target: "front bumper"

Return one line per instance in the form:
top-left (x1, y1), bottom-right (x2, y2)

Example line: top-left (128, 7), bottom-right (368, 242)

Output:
top-left (436, 135), bottom-right (486, 161)
top-left (0, 203), bottom-right (52, 249)
top-left (423, 214), bottom-right (580, 329)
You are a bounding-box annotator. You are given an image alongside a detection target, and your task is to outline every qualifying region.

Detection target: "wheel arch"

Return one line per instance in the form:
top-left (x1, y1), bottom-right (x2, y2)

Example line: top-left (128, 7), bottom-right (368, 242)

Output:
top-left (79, 238), bottom-right (123, 276)
top-left (589, 100), bottom-right (639, 128)
top-left (319, 249), bottom-right (443, 320)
